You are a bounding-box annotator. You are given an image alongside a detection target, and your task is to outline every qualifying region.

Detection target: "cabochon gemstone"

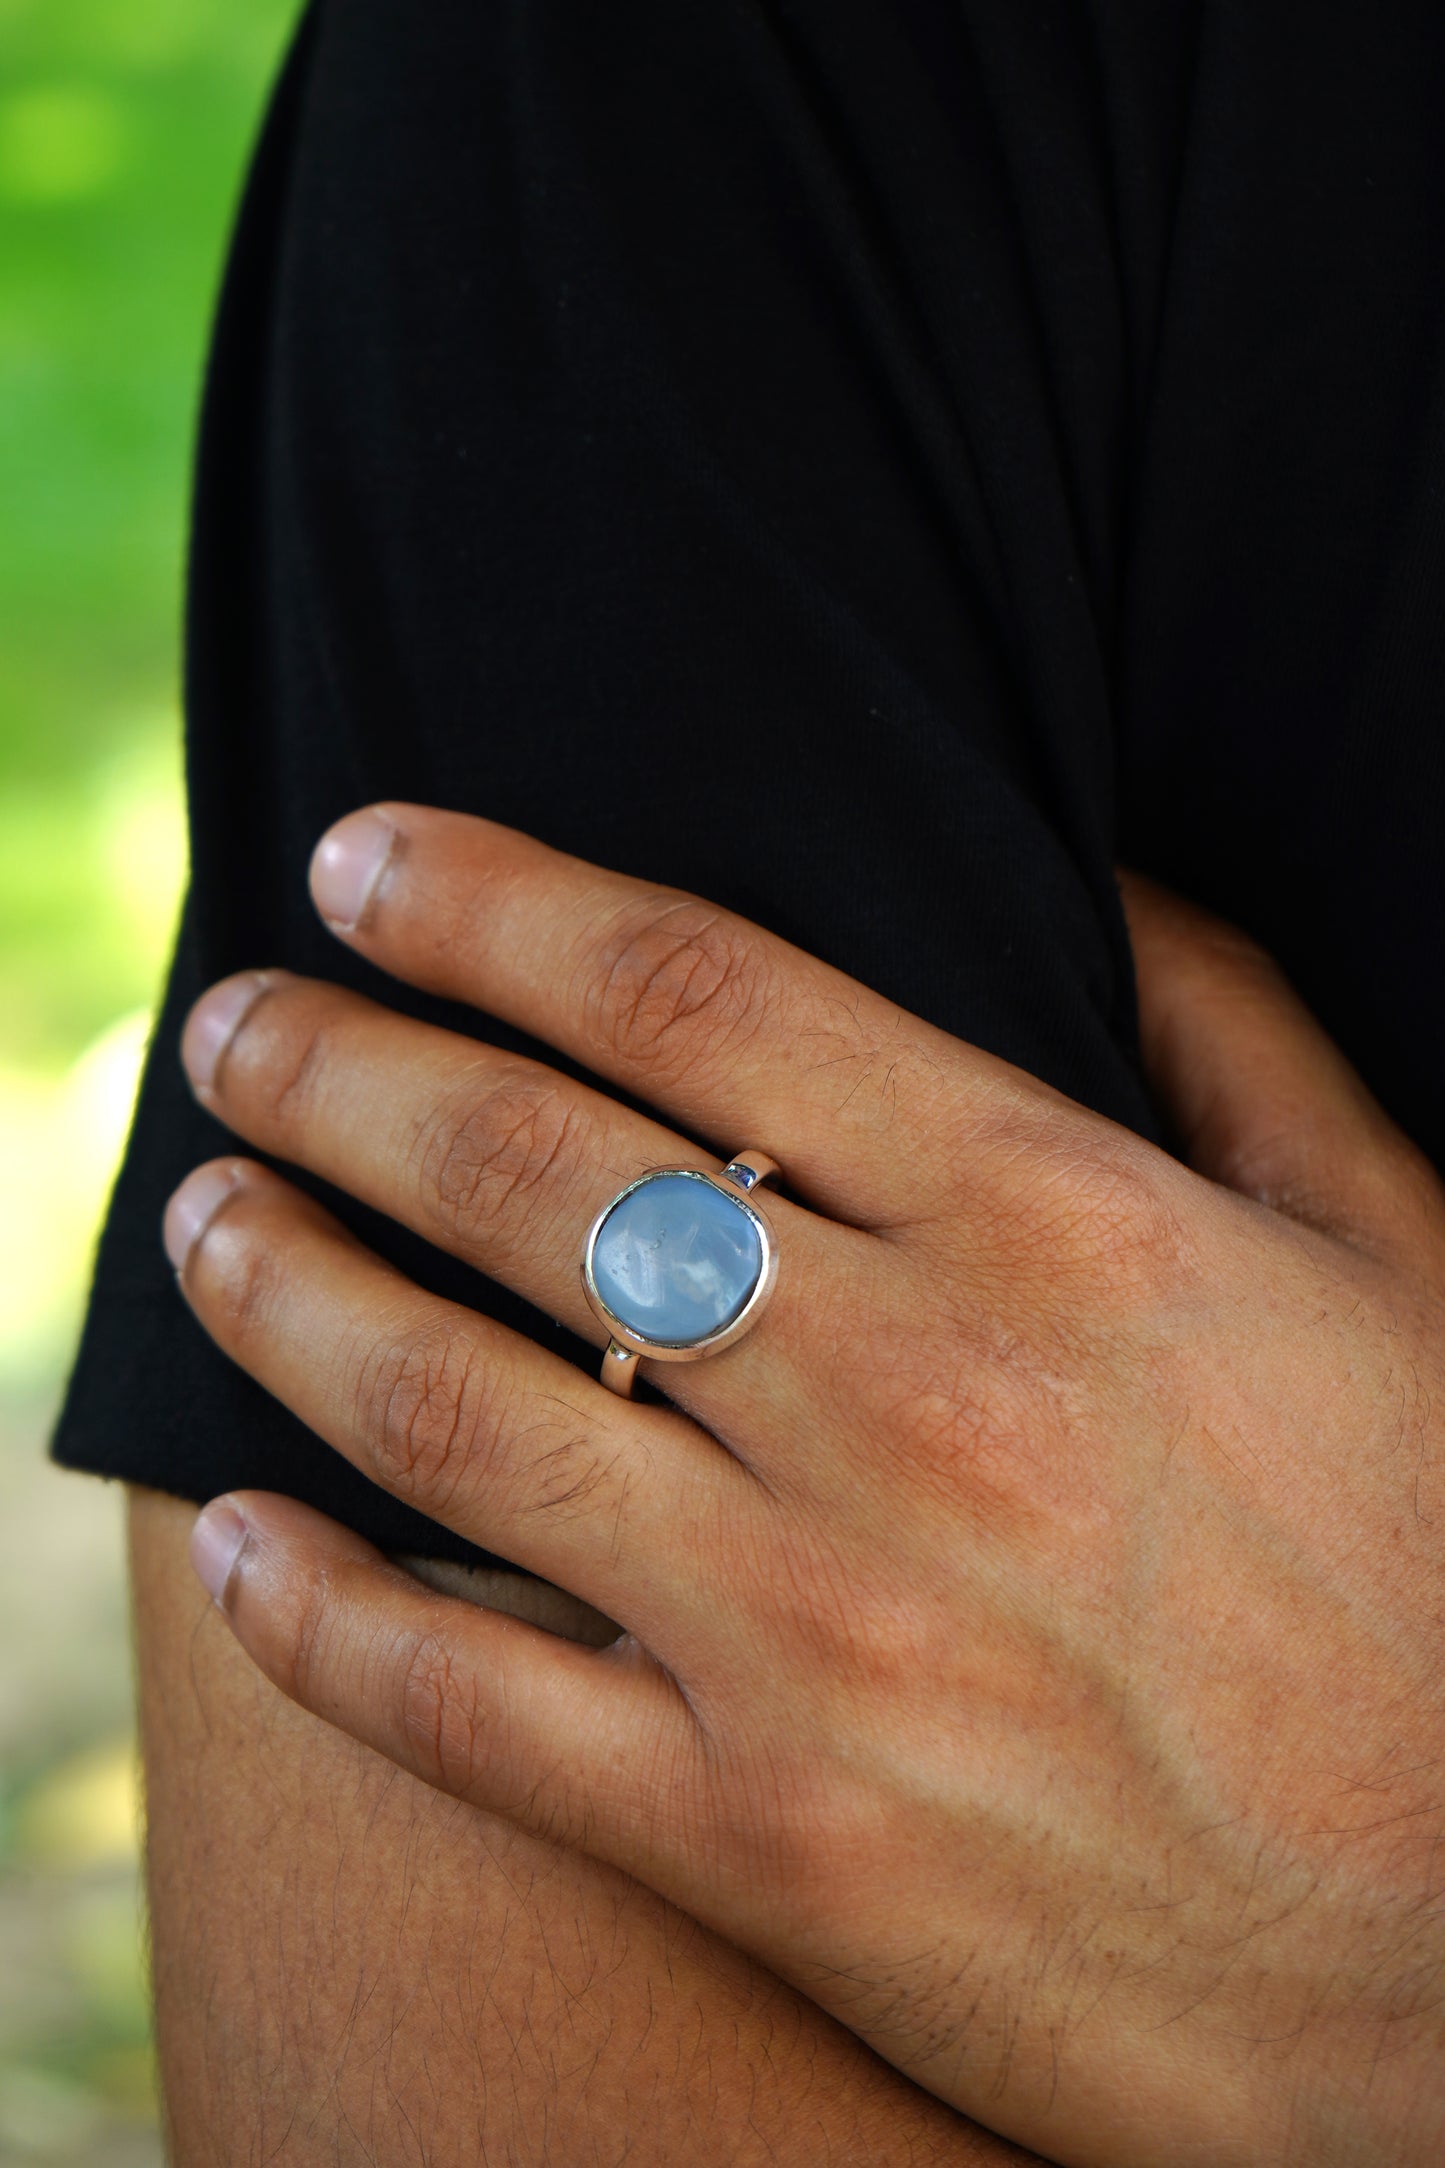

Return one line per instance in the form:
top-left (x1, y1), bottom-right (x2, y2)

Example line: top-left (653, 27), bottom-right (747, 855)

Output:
top-left (590, 1171), bottom-right (764, 1346)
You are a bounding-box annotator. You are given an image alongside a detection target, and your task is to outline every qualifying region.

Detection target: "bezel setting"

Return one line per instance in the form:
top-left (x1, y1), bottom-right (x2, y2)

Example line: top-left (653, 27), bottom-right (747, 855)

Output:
top-left (580, 1163), bottom-right (779, 1364)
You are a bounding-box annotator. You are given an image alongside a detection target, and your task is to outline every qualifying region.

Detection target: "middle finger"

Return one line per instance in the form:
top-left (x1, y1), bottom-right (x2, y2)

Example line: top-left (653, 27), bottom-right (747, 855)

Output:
top-left (180, 967), bottom-right (865, 1459)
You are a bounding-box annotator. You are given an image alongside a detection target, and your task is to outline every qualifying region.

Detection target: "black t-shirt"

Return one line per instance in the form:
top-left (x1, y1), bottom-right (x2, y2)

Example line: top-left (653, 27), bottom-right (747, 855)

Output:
top-left (52, 0), bottom-right (1445, 1565)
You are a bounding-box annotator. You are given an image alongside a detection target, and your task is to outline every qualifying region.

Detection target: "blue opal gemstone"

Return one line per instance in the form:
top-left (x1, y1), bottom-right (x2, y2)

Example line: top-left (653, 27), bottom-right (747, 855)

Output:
top-left (590, 1171), bottom-right (764, 1346)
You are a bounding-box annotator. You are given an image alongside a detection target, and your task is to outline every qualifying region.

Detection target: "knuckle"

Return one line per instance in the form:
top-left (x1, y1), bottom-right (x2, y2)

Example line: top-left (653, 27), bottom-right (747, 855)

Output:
top-left (868, 1334), bottom-right (1049, 1515)
top-left (247, 1002), bottom-right (335, 1130)
top-left (1019, 1129), bottom-right (1197, 1299)
top-left (283, 1568), bottom-right (341, 1711)
top-left (399, 1628), bottom-right (488, 1797)
top-left (418, 1070), bottom-right (587, 1252)
top-left (203, 1221), bottom-right (283, 1344)
top-left (584, 895), bottom-right (766, 1079)
top-left (1077, 1149), bottom-right (1187, 1269)
top-left (938, 1091), bottom-right (1194, 1295)
top-left (359, 1321), bottom-right (490, 1509)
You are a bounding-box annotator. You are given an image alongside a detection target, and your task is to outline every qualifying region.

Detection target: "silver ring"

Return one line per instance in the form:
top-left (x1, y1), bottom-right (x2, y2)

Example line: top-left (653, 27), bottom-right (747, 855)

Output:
top-left (580, 1152), bottom-right (781, 1398)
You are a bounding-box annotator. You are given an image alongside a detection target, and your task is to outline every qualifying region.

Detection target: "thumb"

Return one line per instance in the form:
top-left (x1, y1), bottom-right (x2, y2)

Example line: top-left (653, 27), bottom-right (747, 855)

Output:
top-left (1118, 867), bottom-right (1442, 1258)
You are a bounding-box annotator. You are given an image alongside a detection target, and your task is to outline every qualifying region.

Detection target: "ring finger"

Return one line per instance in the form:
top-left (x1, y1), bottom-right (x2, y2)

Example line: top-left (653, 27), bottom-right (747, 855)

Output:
top-left (179, 968), bottom-right (867, 1461)
top-left (165, 1154), bottom-right (756, 1643)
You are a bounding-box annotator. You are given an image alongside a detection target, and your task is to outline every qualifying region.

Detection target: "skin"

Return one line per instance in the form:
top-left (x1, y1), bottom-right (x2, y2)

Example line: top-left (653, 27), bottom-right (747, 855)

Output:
top-left (155, 803), bottom-right (1445, 2164)
top-left (131, 1487), bottom-right (1027, 2166)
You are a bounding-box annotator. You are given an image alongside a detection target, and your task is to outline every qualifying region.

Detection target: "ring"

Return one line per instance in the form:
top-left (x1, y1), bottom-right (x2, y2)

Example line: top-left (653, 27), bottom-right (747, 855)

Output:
top-left (580, 1152), bottom-right (781, 1397)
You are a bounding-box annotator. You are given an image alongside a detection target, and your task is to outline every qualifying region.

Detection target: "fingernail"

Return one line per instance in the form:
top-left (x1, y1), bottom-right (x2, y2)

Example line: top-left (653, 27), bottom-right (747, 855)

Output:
top-left (182, 969), bottom-right (283, 1094)
top-left (190, 1500), bottom-right (249, 1606)
top-left (310, 808), bottom-right (399, 933)
top-left (163, 1160), bottom-right (243, 1272)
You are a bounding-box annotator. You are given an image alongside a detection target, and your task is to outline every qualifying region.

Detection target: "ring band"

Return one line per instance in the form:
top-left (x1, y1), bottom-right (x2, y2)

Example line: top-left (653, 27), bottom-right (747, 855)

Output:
top-left (580, 1152), bottom-right (781, 1398)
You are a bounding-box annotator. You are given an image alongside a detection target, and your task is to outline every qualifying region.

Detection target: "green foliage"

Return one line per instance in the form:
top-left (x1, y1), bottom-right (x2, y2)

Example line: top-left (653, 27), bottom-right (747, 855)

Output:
top-left (0, 5), bottom-right (298, 2159)
top-left (0, 0), bottom-right (298, 1062)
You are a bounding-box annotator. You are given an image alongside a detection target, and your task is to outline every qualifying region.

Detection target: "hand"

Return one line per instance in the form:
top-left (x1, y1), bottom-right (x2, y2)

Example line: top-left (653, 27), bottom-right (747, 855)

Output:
top-left (164, 804), bottom-right (1445, 2167)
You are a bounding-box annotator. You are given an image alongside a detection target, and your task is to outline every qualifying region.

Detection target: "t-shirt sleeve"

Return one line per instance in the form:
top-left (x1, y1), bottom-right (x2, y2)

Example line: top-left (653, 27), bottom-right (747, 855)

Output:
top-left (50, 0), bottom-right (1161, 1564)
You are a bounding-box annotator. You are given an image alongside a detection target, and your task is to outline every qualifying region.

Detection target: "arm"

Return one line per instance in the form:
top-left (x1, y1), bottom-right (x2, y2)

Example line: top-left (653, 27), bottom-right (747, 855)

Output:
top-left (132, 1485), bottom-right (1035, 2165)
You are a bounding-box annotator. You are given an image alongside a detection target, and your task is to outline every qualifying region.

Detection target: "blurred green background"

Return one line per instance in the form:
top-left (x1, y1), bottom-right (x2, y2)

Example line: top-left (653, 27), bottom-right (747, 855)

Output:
top-left (1, 1), bottom-right (297, 2156)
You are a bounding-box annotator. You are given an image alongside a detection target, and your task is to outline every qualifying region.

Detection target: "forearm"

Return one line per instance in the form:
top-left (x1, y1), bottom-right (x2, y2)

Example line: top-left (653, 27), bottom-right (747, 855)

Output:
top-left (131, 1487), bottom-right (1035, 2166)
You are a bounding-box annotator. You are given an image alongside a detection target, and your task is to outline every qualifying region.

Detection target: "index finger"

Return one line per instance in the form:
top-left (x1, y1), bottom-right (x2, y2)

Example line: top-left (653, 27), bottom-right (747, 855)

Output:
top-left (308, 803), bottom-right (1062, 1225)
